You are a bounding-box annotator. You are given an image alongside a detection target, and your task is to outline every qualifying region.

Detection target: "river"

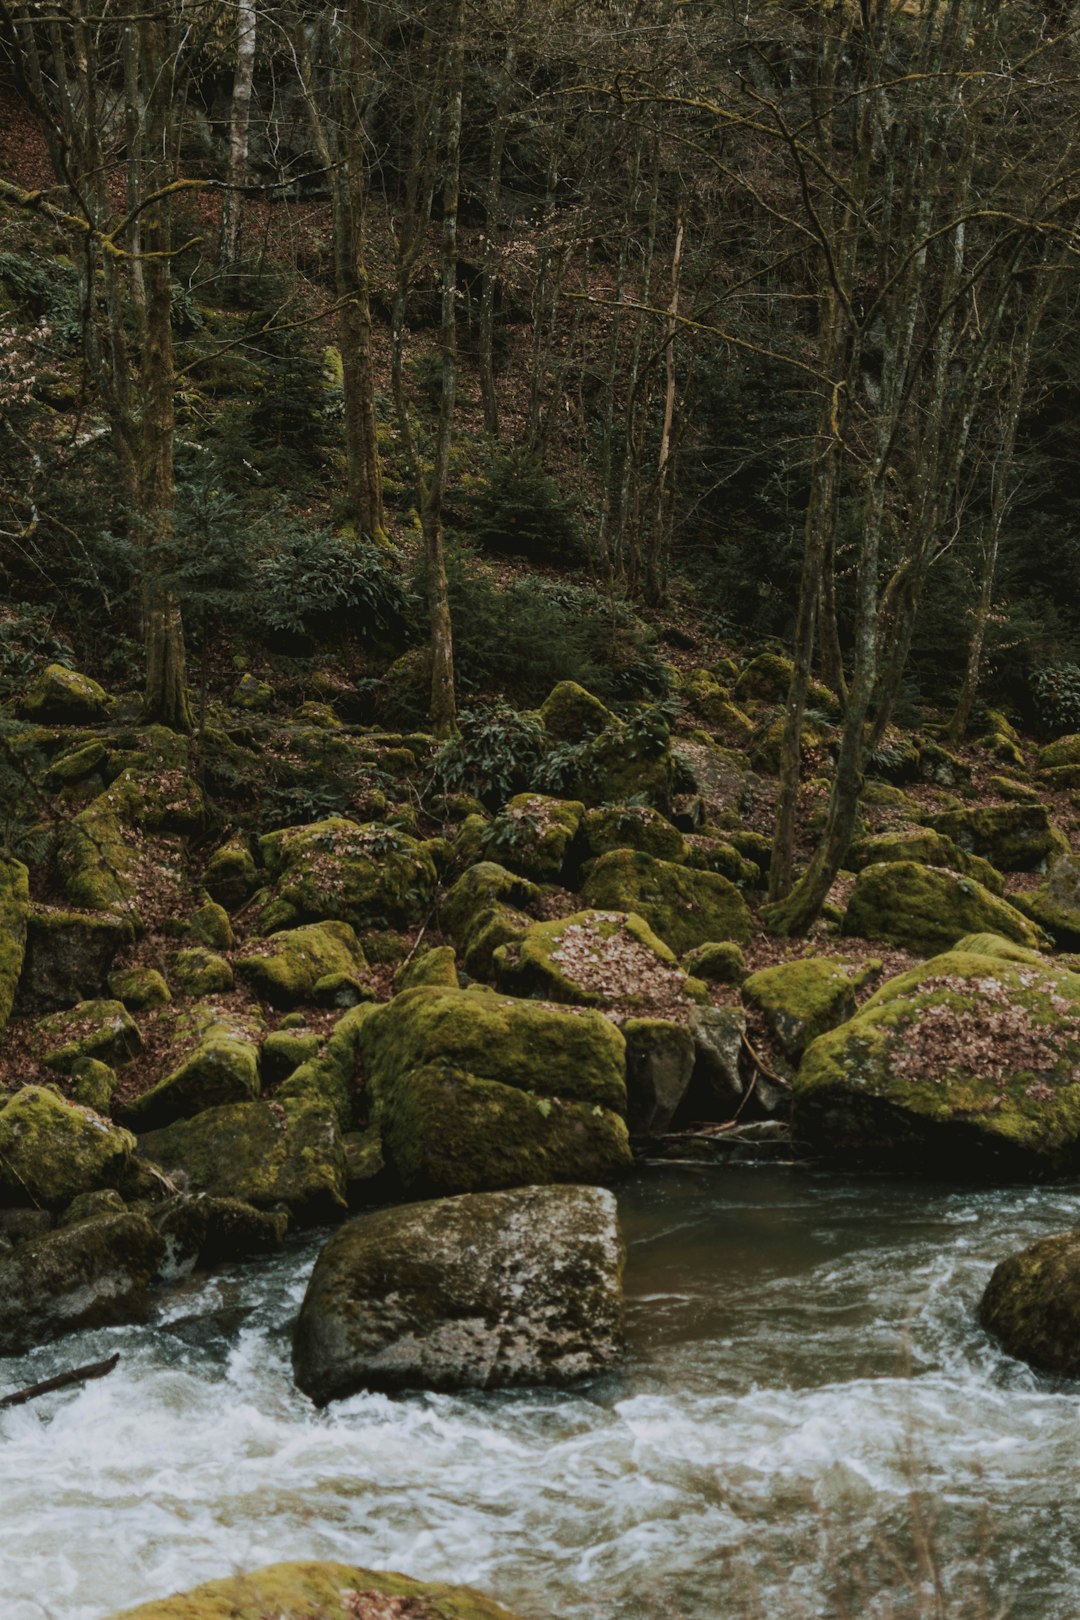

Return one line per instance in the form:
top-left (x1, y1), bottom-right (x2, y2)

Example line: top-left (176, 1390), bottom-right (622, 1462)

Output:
top-left (3, 1165), bottom-right (1080, 1620)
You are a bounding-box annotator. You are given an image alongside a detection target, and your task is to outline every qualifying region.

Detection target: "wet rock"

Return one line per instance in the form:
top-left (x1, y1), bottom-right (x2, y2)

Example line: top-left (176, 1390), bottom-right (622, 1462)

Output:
top-left (152, 1193), bottom-right (288, 1276)
top-left (979, 1231), bottom-right (1080, 1376)
top-left (622, 1018), bottom-right (696, 1133)
top-left (0, 1211), bottom-right (163, 1355)
top-left (292, 1184), bottom-right (624, 1402)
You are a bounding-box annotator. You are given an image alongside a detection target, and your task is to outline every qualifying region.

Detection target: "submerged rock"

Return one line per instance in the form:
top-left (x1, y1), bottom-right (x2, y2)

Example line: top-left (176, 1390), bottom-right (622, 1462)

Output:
top-left (0, 1211), bottom-right (163, 1355)
top-left (292, 1184), bottom-right (624, 1402)
top-left (979, 1231), bottom-right (1080, 1376)
top-left (102, 1560), bottom-right (526, 1620)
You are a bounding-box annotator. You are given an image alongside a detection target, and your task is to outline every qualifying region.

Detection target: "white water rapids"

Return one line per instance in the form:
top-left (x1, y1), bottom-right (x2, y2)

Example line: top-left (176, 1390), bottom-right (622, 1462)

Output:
top-left (4, 1166), bottom-right (1080, 1620)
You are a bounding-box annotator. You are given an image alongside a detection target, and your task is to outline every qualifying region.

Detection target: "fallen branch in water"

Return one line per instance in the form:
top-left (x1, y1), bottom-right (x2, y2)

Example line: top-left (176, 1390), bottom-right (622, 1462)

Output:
top-left (0, 1351), bottom-right (120, 1409)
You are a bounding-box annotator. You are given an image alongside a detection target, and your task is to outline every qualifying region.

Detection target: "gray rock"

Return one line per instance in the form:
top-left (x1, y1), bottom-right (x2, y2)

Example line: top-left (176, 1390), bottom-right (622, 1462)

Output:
top-left (689, 1004), bottom-right (747, 1110)
top-left (292, 1183), bottom-right (624, 1403)
top-left (622, 1018), bottom-right (695, 1133)
top-left (0, 1212), bottom-right (163, 1355)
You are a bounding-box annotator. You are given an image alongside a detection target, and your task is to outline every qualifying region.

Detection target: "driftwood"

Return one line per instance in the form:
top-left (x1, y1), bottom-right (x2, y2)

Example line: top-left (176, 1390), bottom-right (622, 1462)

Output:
top-left (0, 1351), bottom-right (120, 1409)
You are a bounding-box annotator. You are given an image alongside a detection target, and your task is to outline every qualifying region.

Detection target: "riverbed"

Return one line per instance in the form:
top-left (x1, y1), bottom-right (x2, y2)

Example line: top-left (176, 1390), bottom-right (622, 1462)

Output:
top-left (3, 1166), bottom-right (1080, 1620)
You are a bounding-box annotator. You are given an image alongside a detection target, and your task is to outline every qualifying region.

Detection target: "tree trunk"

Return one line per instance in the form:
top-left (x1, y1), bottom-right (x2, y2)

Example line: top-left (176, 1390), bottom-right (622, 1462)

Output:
top-left (218, 0), bottom-right (257, 272)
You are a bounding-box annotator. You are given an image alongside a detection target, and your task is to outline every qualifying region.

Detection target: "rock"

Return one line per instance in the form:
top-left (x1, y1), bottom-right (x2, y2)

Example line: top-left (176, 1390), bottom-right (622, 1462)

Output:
top-left (1011, 854), bottom-right (1080, 949)
top-left (848, 828), bottom-right (1005, 894)
top-left (17, 662), bottom-right (109, 724)
top-left (979, 1231), bottom-right (1080, 1376)
top-left (841, 861), bottom-right (1045, 955)
top-left (108, 964), bottom-right (171, 1011)
top-left (55, 796), bottom-right (140, 924)
top-left (0, 1087), bottom-right (136, 1208)
top-left (169, 947), bottom-right (234, 997)
top-left (582, 848), bottom-right (753, 956)
top-left (567, 715), bottom-right (675, 811)
top-left (342, 1125), bottom-right (390, 1206)
top-left (256, 817), bottom-right (439, 933)
top-left (101, 1560), bottom-right (527, 1620)
top-left (0, 857), bottom-right (28, 1030)
top-left (232, 672), bottom-right (274, 710)
top-left (138, 1098), bottom-right (347, 1224)
top-left (622, 1018), bottom-right (696, 1133)
top-left (493, 908), bottom-right (701, 1014)
top-left (538, 680), bottom-right (615, 741)
top-left (203, 839), bottom-right (259, 909)
top-left (152, 1193), bottom-right (288, 1276)
top-left (108, 767), bottom-right (205, 836)
top-left (59, 1187), bottom-right (126, 1225)
top-left (70, 1056), bottom-right (117, 1113)
top-left (688, 1005), bottom-right (747, 1115)
top-left (18, 906), bottom-right (131, 1013)
top-left (461, 901), bottom-right (532, 981)
top-left (1037, 734), bottom-right (1080, 771)
top-left (120, 1007), bottom-right (262, 1131)
top-left (0, 1211), bottom-right (163, 1355)
top-left (917, 741), bottom-right (972, 787)
top-left (395, 944), bottom-right (458, 991)
top-left (682, 834), bottom-right (761, 885)
top-left (927, 802), bottom-right (1062, 872)
top-left (261, 1027), bottom-right (322, 1084)
top-left (581, 804), bottom-right (687, 863)
top-left (188, 899), bottom-right (234, 951)
top-left (292, 1184), bottom-right (624, 1401)
top-left (733, 651), bottom-right (838, 713)
top-left (794, 940), bottom-right (1080, 1172)
top-left (235, 919), bottom-right (367, 1006)
top-left (274, 1002), bottom-right (375, 1125)
top-left (37, 998), bottom-right (142, 1072)
top-left (457, 792), bottom-right (585, 882)
top-left (681, 941), bottom-right (747, 984)
top-left (359, 984), bottom-right (630, 1194)
top-left (742, 957), bottom-right (881, 1061)
top-left (46, 738), bottom-right (108, 784)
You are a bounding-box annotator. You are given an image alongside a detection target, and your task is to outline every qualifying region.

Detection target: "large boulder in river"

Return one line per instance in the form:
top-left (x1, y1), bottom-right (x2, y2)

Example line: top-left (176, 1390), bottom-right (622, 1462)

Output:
top-left (358, 984), bottom-right (630, 1193)
top-left (255, 817), bottom-right (439, 934)
top-left (582, 848), bottom-right (752, 956)
top-left (103, 1560), bottom-right (526, 1620)
top-left (0, 1211), bottom-right (163, 1355)
top-left (794, 936), bottom-right (1080, 1173)
top-left (0, 1085), bottom-right (136, 1208)
top-left (841, 860), bottom-right (1045, 955)
top-left (292, 1184), bottom-right (624, 1402)
top-left (979, 1231), bottom-right (1080, 1376)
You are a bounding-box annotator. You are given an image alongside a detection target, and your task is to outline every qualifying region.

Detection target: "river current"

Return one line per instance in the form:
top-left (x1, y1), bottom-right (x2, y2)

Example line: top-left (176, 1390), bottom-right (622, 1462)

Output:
top-left (3, 1166), bottom-right (1080, 1620)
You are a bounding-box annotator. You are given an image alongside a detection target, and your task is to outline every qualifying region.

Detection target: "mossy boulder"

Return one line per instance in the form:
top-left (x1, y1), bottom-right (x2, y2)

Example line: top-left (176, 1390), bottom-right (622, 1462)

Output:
top-left (682, 941), bottom-right (747, 984)
top-left (188, 899), bottom-right (234, 951)
top-left (275, 1002), bottom-right (375, 1126)
top-left (458, 793), bottom-right (585, 882)
top-left (582, 848), bottom-right (753, 956)
top-left (138, 1097), bottom-right (347, 1224)
top-left (461, 902), bottom-right (532, 981)
top-left (261, 1027), bottom-right (323, 1084)
top-left (0, 1085), bottom-right (136, 1207)
top-left (37, 997), bottom-right (142, 1073)
top-left (917, 741), bottom-right (972, 788)
top-left (169, 947), bottom-right (234, 997)
top-left (203, 839), bottom-right (259, 910)
top-left (232, 672), bottom-right (274, 711)
top-left (538, 679), bottom-right (615, 741)
top-left (236, 920), bottom-right (367, 1006)
top-left (359, 984), bottom-right (630, 1193)
top-left (554, 716), bottom-right (676, 812)
top-left (395, 944), bottom-right (458, 990)
top-left (581, 804), bottom-right (687, 863)
top-left (70, 1056), bottom-right (116, 1113)
top-left (55, 797), bottom-right (140, 924)
top-left (848, 828), bottom-right (1005, 895)
top-left (18, 906), bottom-right (132, 1012)
top-left (255, 817), bottom-right (439, 933)
top-left (17, 662), bottom-right (109, 724)
top-left (0, 1211), bottom-right (163, 1355)
top-left (45, 738), bottom-right (108, 785)
top-left (794, 943), bottom-right (1080, 1172)
top-left (682, 834), bottom-right (761, 886)
top-left (494, 909), bottom-right (700, 1015)
top-left (103, 1560), bottom-right (527, 1620)
top-left (108, 964), bottom-right (171, 1011)
top-left (440, 861), bottom-right (540, 942)
top-left (734, 652), bottom-right (839, 714)
top-left (979, 1231), bottom-right (1080, 1376)
top-left (622, 1018), bottom-right (696, 1133)
top-left (841, 861), bottom-right (1045, 955)
top-left (1011, 854), bottom-right (1080, 950)
top-left (927, 803), bottom-right (1062, 872)
top-left (748, 713), bottom-right (832, 777)
top-left (120, 1008), bottom-right (262, 1132)
top-left (0, 857), bottom-right (28, 1031)
top-left (108, 766), bottom-right (205, 836)
top-left (743, 956), bottom-right (880, 1061)
top-left (293, 1184), bottom-right (624, 1402)
top-left (1037, 734), bottom-right (1080, 772)
top-left (152, 1193), bottom-right (288, 1275)
top-left (976, 731), bottom-right (1026, 769)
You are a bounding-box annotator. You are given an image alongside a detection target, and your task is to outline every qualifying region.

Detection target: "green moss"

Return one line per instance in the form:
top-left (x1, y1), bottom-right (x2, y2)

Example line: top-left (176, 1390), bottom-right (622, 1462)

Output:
top-left (743, 956), bottom-right (880, 1060)
top-left (0, 857), bottom-right (29, 1031)
top-left (256, 818), bottom-right (439, 933)
top-left (582, 805), bottom-right (687, 863)
top-left (170, 947), bottom-right (235, 997)
top-left (108, 767), bottom-right (205, 835)
top-left (107, 966), bottom-right (171, 1010)
top-left (203, 840), bottom-right (258, 909)
top-left (261, 1028), bottom-right (323, 1083)
top-left (681, 941), bottom-right (747, 984)
top-left (0, 1085), bottom-right (136, 1207)
top-left (102, 1560), bottom-right (527, 1620)
top-left (918, 741), bottom-right (972, 787)
top-left (469, 793), bottom-right (585, 882)
top-left (17, 662), bottom-right (109, 723)
top-left (682, 836), bottom-right (760, 886)
top-left (1010, 855), bottom-right (1080, 950)
top-left (582, 848), bottom-right (753, 955)
top-left (494, 909), bottom-right (694, 1014)
top-left (979, 1232), bottom-right (1080, 1375)
top-left (232, 672), bottom-right (274, 711)
top-left (733, 652), bottom-right (839, 714)
top-left (538, 680), bottom-right (615, 741)
top-left (1037, 733), bottom-right (1080, 771)
top-left (56, 800), bottom-right (140, 924)
top-left (275, 1002), bottom-right (377, 1126)
top-left (927, 802), bottom-right (1061, 871)
top-left (70, 1057), bottom-right (117, 1113)
top-left (138, 1097), bottom-right (347, 1224)
top-left (848, 828), bottom-right (1005, 894)
top-left (188, 900), bottom-right (234, 951)
top-left (37, 998), bottom-right (142, 1073)
top-left (841, 861), bottom-right (1046, 955)
top-left (461, 902), bottom-right (531, 980)
top-left (121, 1008), bottom-right (262, 1131)
top-left (236, 920), bottom-right (366, 1007)
top-left (396, 944), bottom-right (458, 990)
top-left (45, 739), bottom-right (107, 784)
top-left (440, 862), bottom-right (541, 942)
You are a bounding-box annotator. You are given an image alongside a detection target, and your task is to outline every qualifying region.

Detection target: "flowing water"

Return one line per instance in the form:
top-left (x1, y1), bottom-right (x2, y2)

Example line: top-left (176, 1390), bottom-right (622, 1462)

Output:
top-left (4, 1166), bottom-right (1080, 1620)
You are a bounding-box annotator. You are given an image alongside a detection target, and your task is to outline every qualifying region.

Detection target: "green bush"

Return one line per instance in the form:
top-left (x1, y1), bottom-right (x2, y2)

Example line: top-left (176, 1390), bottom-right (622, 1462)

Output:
top-left (1030, 662), bottom-right (1080, 737)
top-left (456, 447), bottom-right (584, 565)
top-left (429, 702), bottom-right (546, 808)
top-left (251, 527), bottom-right (416, 652)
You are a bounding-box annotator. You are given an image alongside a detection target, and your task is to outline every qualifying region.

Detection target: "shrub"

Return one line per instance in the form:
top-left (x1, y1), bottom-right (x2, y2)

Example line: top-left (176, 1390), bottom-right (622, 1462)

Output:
top-left (429, 703), bottom-right (546, 808)
top-left (1030, 662), bottom-right (1080, 737)
top-left (251, 527), bottom-right (416, 653)
top-left (456, 446), bottom-right (584, 565)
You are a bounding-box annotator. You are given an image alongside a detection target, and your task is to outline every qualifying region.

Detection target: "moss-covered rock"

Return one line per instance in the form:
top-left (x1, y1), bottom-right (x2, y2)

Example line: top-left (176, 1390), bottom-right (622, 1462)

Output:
top-left (848, 828), bottom-right (1006, 895)
top-left (188, 899), bottom-right (234, 951)
top-left (395, 944), bottom-right (458, 990)
top-left (70, 1056), bottom-right (117, 1113)
top-left (538, 679), bottom-right (616, 741)
top-left (0, 1210), bottom-right (163, 1355)
top-left (461, 902), bottom-right (532, 981)
top-left (918, 741), bottom-right (972, 788)
top-left (440, 861), bottom-right (540, 942)
top-left (841, 861), bottom-right (1045, 955)
top-left (494, 909), bottom-right (699, 1015)
top-left (1037, 734), bottom-right (1080, 772)
top-left (103, 1561), bottom-right (527, 1620)
top-left (459, 793), bottom-right (585, 882)
top-left (582, 848), bottom-right (753, 956)
top-left (232, 672), bottom-right (274, 711)
top-left (108, 964), bottom-right (171, 1010)
top-left (235, 919), bottom-right (367, 1007)
top-left (203, 839), bottom-right (259, 910)
top-left (733, 652), bottom-right (839, 714)
top-left (256, 817), bottom-right (439, 933)
top-left (976, 731), bottom-right (1026, 769)
top-left (0, 857), bottom-right (28, 1032)
top-left (293, 1184), bottom-right (623, 1402)
top-left (622, 1018), bottom-right (696, 1133)
top-left (581, 803), bottom-right (687, 863)
top-left (55, 798), bottom-right (141, 924)
top-left (682, 834), bottom-right (761, 886)
top-left (927, 802), bottom-right (1062, 872)
top-left (681, 941), bottom-right (747, 984)
top-left (121, 1007), bottom-right (262, 1132)
top-left (275, 1002), bottom-right (375, 1126)
top-left (45, 738), bottom-right (108, 785)
top-left (748, 713), bottom-right (832, 777)
top-left (169, 947), bottom-right (235, 997)
top-left (261, 1027), bottom-right (323, 1084)
top-left (0, 1085), bottom-right (136, 1207)
top-left (743, 956), bottom-right (880, 1061)
top-left (1011, 854), bottom-right (1080, 950)
top-left (979, 1231), bottom-right (1080, 1376)
top-left (18, 906), bottom-right (132, 1013)
top-left (108, 767), bottom-right (205, 836)
top-left (794, 943), bottom-right (1080, 1172)
top-left (152, 1193), bottom-right (288, 1275)
top-left (59, 1187), bottom-right (126, 1226)
top-left (17, 662), bottom-right (109, 724)
top-left (342, 1124), bottom-right (389, 1206)
top-left (359, 984), bottom-right (630, 1193)
top-left (553, 715), bottom-right (676, 812)
top-left (138, 1097), bottom-right (347, 1224)
top-left (37, 997), bottom-right (142, 1072)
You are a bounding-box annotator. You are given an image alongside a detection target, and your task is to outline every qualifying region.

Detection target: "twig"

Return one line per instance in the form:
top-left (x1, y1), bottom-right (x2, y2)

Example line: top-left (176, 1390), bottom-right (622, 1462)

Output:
top-left (0, 1351), bottom-right (119, 1409)
top-left (741, 1029), bottom-right (792, 1089)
